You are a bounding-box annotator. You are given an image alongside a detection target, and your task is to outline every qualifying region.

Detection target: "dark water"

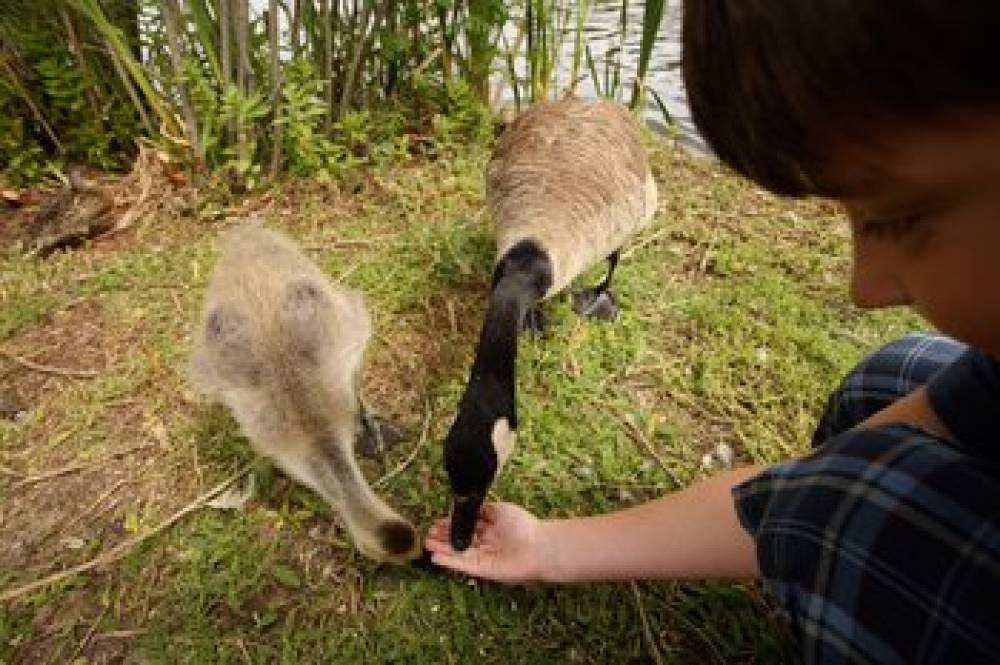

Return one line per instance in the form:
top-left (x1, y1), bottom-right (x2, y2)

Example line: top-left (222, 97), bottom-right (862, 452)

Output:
top-left (499, 1), bottom-right (705, 152)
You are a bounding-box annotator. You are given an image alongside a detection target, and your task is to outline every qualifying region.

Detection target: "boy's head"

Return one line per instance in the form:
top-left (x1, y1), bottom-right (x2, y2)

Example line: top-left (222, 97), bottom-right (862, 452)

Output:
top-left (682, 1), bottom-right (1000, 353)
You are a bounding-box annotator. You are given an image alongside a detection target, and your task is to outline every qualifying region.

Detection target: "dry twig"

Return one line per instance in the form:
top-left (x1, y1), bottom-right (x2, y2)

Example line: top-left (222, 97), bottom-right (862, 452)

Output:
top-left (597, 401), bottom-right (683, 487)
top-left (13, 444), bottom-right (154, 492)
top-left (0, 350), bottom-right (99, 379)
top-left (59, 479), bottom-right (130, 536)
top-left (622, 225), bottom-right (670, 260)
top-left (374, 404), bottom-right (433, 489)
top-left (0, 464), bottom-right (251, 605)
top-left (631, 581), bottom-right (666, 665)
top-left (93, 629), bottom-right (146, 641)
top-left (67, 606), bottom-right (108, 663)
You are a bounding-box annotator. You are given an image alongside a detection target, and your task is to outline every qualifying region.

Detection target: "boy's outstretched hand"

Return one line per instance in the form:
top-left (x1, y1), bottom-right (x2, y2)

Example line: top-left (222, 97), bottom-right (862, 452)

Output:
top-left (426, 467), bottom-right (762, 584)
top-left (424, 502), bottom-right (552, 583)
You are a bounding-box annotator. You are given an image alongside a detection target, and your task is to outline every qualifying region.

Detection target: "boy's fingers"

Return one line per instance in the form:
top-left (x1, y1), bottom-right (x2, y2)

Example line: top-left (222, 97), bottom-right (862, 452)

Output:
top-left (424, 533), bottom-right (454, 553)
top-left (427, 519), bottom-right (451, 538)
top-left (478, 502), bottom-right (497, 520)
top-left (431, 549), bottom-right (487, 578)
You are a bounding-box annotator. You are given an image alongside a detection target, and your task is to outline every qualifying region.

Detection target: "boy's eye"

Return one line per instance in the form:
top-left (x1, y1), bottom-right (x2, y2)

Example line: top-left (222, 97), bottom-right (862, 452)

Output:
top-left (856, 213), bottom-right (924, 239)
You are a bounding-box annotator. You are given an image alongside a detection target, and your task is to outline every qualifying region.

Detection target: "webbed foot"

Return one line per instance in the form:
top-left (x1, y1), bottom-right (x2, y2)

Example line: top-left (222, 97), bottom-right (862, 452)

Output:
top-left (521, 304), bottom-right (549, 334)
top-left (357, 412), bottom-right (406, 459)
top-left (571, 287), bottom-right (619, 321)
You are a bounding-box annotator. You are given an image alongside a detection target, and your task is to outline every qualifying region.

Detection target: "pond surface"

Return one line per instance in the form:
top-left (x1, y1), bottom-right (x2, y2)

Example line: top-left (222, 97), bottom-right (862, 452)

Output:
top-left (499, 1), bottom-right (705, 152)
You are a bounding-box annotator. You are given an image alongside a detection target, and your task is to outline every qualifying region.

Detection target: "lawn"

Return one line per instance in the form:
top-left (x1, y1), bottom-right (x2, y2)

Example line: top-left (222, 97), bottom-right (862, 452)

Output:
top-left (0, 137), bottom-right (921, 663)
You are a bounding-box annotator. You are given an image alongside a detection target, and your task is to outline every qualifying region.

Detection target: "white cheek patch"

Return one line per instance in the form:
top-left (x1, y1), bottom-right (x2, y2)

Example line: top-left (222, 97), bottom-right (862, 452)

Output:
top-left (491, 418), bottom-right (517, 471)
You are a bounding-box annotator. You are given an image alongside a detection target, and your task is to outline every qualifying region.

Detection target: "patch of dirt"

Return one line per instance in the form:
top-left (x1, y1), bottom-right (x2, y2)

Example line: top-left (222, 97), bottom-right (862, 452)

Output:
top-left (0, 298), bottom-right (113, 415)
top-left (7, 585), bottom-right (133, 664)
top-left (364, 282), bottom-right (487, 428)
top-left (2, 142), bottom-right (784, 662)
top-left (0, 293), bottom-right (200, 583)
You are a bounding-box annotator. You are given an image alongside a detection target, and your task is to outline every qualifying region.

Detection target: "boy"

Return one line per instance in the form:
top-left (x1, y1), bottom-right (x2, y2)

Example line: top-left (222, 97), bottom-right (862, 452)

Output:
top-left (426, 1), bottom-right (1000, 662)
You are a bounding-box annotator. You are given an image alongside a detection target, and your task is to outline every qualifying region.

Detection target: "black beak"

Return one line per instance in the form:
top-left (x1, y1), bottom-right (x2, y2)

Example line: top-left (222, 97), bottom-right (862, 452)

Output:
top-left (450, 492), bottom-right (484, 551)
top-left (410, 547), bottom-right (441, 573)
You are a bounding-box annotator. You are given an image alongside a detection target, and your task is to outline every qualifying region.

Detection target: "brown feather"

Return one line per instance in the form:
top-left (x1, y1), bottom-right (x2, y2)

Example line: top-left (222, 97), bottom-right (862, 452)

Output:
top-left (488, 98), bottom-right (657, 295)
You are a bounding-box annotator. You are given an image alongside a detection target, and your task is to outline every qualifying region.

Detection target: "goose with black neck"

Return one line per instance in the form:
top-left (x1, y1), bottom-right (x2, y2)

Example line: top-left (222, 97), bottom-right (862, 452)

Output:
top-left (444, 98), bottom-right (659, 550)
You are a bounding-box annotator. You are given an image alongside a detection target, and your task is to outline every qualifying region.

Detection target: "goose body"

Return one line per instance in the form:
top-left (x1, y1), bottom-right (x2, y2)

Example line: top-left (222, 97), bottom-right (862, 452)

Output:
top-left (190, 225), bottom-right (419, 564)
top-left (445, 99), bottom-right (657, 549)
top-left (489, 99), bottom-right (658, 296)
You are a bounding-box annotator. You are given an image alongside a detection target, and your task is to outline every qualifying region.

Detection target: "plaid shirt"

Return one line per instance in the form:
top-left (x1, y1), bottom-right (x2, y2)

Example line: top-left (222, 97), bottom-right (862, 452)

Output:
top-left (733, 334), bottom-right (1000, 664)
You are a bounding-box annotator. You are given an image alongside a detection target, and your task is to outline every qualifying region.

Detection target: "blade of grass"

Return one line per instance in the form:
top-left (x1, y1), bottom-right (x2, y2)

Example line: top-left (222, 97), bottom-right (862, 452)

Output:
top-left (629, 0), bottom-right (665, 111)
top-left (584, 42), bottom-right (602, 97)
top-left (72, 0), bottom-right (179, 135)
top-left (188, 0), bottom-right (223, 85)
top-left (647, 86), bottom-right (674, 128)
top-left (567, 0), bottom-right (590, 97)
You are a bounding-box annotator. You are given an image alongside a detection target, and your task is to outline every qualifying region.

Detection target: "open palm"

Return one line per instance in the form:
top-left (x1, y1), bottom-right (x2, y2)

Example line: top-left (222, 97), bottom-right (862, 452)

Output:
top-left (424, 502), bottom-right (551, 583)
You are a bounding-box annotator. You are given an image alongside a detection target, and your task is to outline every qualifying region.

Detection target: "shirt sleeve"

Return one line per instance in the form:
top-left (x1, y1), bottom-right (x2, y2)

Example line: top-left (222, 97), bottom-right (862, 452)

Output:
top-left (731, 425), bottom-right (1000, 663)
top-left (926, 347), bottom-right (1000, 460)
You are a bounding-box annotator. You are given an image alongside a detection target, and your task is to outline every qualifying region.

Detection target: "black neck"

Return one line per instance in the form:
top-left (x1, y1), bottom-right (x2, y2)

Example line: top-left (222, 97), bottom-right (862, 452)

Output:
top-left (471, 241), bottom-right (553, 383)
top-left (444, 242), bottom-right (553, 499)
top-left (470, 274), bottom-right (535, 383)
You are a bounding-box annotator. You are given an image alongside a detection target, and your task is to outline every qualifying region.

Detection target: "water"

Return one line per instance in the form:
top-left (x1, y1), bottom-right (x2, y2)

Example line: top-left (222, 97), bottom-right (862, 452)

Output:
top-left (497, 1), bottom-right (705, 152)
top-left (247, 0), bottom-right (702, 149)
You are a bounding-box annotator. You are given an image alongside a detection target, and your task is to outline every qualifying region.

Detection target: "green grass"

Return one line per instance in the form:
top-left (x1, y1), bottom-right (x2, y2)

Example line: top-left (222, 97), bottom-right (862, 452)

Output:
top-left (0, 139), bottom-right (921, 663)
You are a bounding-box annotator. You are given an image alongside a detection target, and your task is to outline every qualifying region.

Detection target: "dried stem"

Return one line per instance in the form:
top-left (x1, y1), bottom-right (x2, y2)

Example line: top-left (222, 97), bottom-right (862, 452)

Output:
top-left (374, 403), bottom-right (432, 488)
top-left (630, 581), bottom-right (666, 665)
top-left (0, 350), bottom-right (99, 379)
top-left (12, 444), bottom-right (155, 492)
top-left (0, 464), bottom-right (252, 605)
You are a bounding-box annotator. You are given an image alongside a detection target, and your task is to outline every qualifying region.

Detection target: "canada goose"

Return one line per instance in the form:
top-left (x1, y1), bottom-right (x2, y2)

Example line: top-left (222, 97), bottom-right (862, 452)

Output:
top-left (444, 99), bottom-right (658, 550)
top-left (189, 225), bottom-right (420, 564)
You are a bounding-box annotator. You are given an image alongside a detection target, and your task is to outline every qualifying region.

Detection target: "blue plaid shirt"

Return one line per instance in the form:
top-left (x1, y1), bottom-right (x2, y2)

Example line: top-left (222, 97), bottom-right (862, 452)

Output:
top-left (733, 335), bottom-right (1000, 664)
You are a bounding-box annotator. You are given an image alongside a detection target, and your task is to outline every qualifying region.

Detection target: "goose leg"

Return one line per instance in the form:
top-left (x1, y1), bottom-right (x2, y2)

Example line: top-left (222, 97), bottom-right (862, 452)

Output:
top-left (521, 303), bottom-right (549, 333)
top-left (572, 251), bottom-right (620, 321)
top-left (356, 401), bottom-right (406, 459)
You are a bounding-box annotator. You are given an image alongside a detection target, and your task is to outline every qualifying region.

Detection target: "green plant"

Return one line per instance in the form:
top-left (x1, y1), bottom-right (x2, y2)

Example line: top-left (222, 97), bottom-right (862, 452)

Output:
top-left (462, 0), bottom-right (508, 102)
top-left (526, 0), bottom-right (557, 101)
top-left (0, 0), bottom-right (675, 184)
top-left (431, 78), bottom-right (494, 151)
top-left (218, 85), bottom-right (269, 186)
top-left (0, 90), bottom-right (47, 185)
top-left (629, 0), bottom-right (666, 112)
top-left (278, 57), bottom-right (341, 176)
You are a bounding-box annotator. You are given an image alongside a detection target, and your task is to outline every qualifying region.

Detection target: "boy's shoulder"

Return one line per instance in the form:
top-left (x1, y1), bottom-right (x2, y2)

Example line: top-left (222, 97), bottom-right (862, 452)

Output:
top-left (926, 346), bottom-right (1000, 460)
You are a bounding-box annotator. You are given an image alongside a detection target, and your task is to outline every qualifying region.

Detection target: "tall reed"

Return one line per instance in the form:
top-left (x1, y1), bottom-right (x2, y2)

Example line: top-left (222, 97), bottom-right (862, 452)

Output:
top-left (629, 0), bottom-right (665, 112)
top-left (1, 0), bottom-right (671, 184)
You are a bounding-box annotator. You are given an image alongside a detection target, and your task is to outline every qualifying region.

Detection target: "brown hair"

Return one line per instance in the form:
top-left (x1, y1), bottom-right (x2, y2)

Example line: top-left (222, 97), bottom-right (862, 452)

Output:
top-left (682, 1), bottom-right (1000, 196)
